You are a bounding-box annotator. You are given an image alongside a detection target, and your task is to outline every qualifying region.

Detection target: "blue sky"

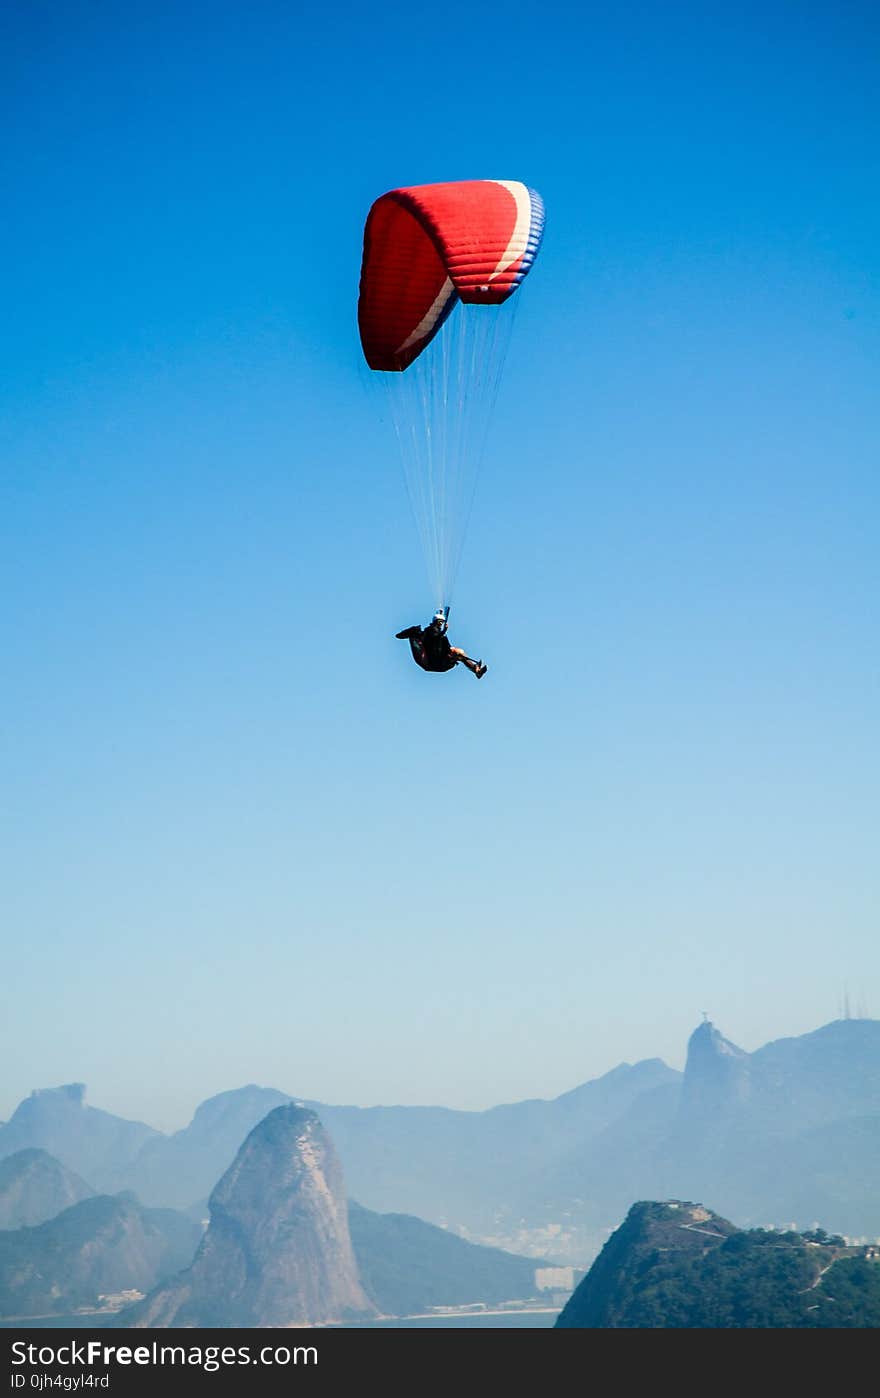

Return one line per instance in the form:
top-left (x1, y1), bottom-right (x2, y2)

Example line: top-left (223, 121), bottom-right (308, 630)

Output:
top-left (2, 1), bottom-right (878, 1131)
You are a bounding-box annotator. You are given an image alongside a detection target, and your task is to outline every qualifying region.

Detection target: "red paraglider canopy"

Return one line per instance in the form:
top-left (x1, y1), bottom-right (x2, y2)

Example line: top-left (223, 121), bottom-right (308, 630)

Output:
top-left (358, 179), bottom-right (545, 371)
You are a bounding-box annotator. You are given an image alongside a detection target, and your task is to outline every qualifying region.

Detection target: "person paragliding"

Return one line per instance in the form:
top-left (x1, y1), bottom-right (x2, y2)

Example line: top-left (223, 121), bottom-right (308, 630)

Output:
top-left (395, 608), bottom-right (486, 679)
top-left (358, 179), bottom-right (544, 684)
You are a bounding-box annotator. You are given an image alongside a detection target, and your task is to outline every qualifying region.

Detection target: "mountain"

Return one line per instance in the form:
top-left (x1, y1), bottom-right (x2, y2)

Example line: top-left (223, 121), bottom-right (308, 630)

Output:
top-left (512, 1018), bottom-right (880, 1257)
top-left (0, 1145), bottom-right (545, 1322)
top-left (0, 1149), bottom-right (95, 1229)
top-left (0, 1194), bottom-right (201, 1320)
top-left (750, 1114), bottom-right (880, 1236)
top-left (303, 1057), bottom-right (681, 1253)
top-left (10, 1016), bottom-right (879, 1269)
top-left (556, 1200), bottom-right (880, 1327)
top-left (123, 1086), bottom-right (292, 1209)
top-left (641, 1019), bottom-right (880, 1234)
top-left (96, 1059), bottom-right (679, 1255)
top-left (677, 1020), bottom-right (751, 1123)
top-left (127, 1105), bottom-right (375, 1327)
top-left (0, 1085), bottom-right (158, 1191)
top-left (347, 1201), bottom-right (543, 1317)
top-left (676, 1018), bottom-right (880, 1138)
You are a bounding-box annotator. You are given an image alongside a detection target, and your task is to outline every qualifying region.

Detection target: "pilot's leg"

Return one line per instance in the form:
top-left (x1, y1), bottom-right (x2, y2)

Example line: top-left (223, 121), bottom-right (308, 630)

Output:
top-left (450, 648), bottom-right (486, 678)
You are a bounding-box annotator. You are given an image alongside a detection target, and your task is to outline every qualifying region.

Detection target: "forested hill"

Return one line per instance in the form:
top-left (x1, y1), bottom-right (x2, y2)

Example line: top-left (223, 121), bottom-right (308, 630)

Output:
top-left (556, 1201), bottom-right (880, 1327)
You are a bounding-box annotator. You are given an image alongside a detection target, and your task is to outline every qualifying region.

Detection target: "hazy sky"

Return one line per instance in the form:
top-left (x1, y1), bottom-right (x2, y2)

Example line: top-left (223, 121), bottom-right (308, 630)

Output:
top-left (2, 1), bottom-right (878, 1132)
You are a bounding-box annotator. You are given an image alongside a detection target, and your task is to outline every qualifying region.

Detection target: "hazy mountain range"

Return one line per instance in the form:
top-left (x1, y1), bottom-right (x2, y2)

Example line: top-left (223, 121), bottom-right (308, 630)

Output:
top-left (3, 1017), bottom-right (878, 1264)
top-left (124, 1103), bottom-right (549, 1327)
top-left (0, 1083), bottom-right (157, 1193)
top-left (0, 1130), bottom-right (546, 1323)
top-left (0, 1192), bottom-right (200, 1320)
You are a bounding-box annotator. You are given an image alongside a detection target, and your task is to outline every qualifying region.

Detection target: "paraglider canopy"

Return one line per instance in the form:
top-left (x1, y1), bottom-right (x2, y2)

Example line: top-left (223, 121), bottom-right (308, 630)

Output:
top-left (358, 180), bottom-right (545, 371)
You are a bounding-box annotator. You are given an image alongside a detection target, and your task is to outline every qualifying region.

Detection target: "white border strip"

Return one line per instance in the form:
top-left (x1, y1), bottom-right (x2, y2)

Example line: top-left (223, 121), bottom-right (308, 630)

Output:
top-left (488, 181), bottom-right (532, 282)
top-left (396, 276), bottom-right (455, 355)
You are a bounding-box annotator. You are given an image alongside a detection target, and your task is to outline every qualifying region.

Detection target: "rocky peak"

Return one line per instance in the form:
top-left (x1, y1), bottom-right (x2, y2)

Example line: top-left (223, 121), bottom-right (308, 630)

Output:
top-left (21, 1084), bottom-right (87, 1114)
top-left (130, 1104), bottom-right (376, 1327)
top-left (679, 1020), bottom-right (751, 1121)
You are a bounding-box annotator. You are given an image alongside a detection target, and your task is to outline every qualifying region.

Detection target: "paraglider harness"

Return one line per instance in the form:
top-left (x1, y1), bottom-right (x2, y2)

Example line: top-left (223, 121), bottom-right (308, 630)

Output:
top-left (401, 607), bottom-right (456, 672)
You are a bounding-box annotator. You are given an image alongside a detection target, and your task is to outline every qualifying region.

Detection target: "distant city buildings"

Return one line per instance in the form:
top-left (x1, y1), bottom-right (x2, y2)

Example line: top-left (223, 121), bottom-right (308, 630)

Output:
top-left (536, 1266), bottom-right (575, 1292)
top-left (96, 1289), bottom-right (145, 1311)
